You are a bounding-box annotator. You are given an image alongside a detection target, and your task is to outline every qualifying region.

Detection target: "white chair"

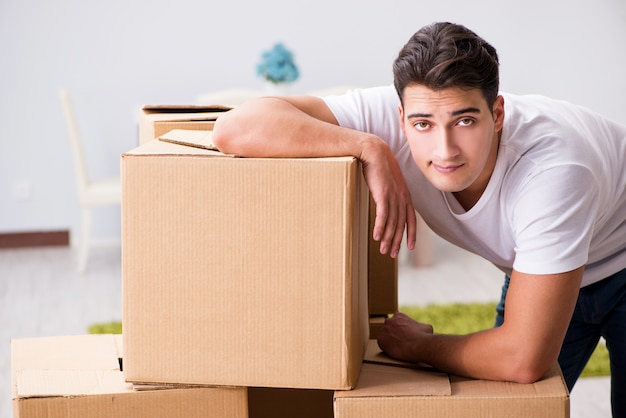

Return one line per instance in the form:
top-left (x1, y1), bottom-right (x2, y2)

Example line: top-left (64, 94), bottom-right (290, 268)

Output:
top-left (59, 88), bottom-right (121, 274)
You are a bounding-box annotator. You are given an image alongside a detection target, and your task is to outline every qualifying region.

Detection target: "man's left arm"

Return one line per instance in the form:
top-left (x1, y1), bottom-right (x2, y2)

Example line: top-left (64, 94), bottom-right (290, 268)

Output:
top-left (377, 266), bottom-right (583, 383)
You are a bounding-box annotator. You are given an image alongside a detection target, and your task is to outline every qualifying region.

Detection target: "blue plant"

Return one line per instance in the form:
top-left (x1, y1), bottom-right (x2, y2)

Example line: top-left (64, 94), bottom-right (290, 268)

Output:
top-left (256, 43), bottom-right (299, 84)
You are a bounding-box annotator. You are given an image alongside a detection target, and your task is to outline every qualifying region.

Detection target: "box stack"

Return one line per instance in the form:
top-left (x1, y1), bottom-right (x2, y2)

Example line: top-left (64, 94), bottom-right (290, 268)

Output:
top-left (10, 107), bottom-right (571, 417)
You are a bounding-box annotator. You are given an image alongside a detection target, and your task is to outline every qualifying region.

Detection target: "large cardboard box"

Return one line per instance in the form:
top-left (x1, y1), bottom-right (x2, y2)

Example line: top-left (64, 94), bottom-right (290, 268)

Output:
top-left (121, 139), bottom-right (370, 390)
top-left (138, 105), bottom-right (229, 145)
top-left (334, 343), bottom-right (570, 418)
top-left (11, 334), bottom-right (248, 418)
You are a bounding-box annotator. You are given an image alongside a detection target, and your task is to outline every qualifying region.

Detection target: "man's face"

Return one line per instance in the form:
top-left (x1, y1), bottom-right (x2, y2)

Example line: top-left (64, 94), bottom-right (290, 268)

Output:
top-left (399, 85), bottom-right (504, 208)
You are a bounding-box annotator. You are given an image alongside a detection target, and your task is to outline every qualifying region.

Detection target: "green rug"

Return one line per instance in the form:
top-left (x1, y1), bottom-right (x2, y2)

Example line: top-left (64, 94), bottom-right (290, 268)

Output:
top-left (89, 302), bottom-right (609, 378)
top-left (88, 321), bottom-right (122, 335)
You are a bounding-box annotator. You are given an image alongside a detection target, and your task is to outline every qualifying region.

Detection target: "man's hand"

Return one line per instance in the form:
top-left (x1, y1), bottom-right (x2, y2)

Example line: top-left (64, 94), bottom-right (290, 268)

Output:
top-left (360, 139), bottom-right (416, 258)
top-left (377, 312), bottom-right (434, 363)
top-left (378, 267), bottom-right (583, 383)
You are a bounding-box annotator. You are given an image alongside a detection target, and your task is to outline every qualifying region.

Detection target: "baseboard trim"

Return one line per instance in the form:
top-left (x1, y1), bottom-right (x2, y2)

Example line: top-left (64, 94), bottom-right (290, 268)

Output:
top-left (0, 230), bottom-right (70, 248)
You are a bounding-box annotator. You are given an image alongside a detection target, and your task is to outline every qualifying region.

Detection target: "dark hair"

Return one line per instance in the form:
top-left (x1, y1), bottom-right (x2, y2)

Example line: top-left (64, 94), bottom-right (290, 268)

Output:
top-left (393, 22), bottom-right (500, 108)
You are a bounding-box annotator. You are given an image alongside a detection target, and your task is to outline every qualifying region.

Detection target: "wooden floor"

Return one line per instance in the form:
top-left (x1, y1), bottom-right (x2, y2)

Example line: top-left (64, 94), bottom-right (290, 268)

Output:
top-left (1, 235), bottom-right (611, 417)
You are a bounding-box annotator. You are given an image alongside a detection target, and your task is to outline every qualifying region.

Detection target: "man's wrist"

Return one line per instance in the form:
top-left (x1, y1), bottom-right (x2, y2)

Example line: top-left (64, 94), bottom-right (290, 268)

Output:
top-left (356, 134), bottom-right (389, 163)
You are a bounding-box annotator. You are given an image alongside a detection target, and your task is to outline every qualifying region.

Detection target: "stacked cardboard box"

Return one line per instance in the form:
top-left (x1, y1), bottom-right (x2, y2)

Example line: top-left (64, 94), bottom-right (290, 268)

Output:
top-left (121, 138), bottom-right (370, 390)
top-left (11, 110), bottom-right (571, 416)
top-left (10, 335), bottom-right (570, 418)
top-left (11, 334), bottom-right (248, 418)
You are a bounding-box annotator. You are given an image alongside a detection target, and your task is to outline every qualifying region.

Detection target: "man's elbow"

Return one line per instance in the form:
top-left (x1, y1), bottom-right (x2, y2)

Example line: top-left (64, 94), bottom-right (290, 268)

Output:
top-left (212, 114), bottom-right (235, 154)
top-left (505, 354), bottom-right (556, 384)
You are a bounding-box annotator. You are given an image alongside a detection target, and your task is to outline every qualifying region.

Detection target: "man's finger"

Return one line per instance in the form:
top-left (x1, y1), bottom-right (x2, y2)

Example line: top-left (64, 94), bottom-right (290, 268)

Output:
top-left (373, 199), bottom-right (388, 243)
top-left (379, 200), bottom-right (398, 255)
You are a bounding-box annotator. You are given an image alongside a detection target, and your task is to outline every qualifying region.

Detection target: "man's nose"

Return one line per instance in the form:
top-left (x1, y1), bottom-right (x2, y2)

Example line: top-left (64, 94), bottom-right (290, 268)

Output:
top-left (433, 129), bottom-right (460, 160)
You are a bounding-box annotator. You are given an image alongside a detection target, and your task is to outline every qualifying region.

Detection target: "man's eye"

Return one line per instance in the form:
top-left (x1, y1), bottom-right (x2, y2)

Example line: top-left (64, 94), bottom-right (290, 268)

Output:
top-left (458, 118), bottom-right (474, 126)
top-left (414, 121), bottom-right (430, 130)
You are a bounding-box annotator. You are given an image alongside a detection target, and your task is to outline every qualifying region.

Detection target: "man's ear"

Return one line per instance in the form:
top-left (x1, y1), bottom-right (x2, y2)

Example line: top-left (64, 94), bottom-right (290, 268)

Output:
top-left (493, 95), bottom-right (505, 132)
top-left (398, 104), bottom-right (407, 136)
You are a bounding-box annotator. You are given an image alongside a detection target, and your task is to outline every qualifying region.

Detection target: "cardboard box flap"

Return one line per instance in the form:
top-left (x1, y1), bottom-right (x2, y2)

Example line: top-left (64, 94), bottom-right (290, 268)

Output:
top-left (141, 105), bottom-right (229, 123)
top-left (124, 138), bottom-right (229, 157)
top-left (363, 340), bottom-right (435, 372)
top-left (11, 334), bottom-right (119, 373)
top-left (158, 129), bottom-right (219, 151)
top-left (16, 369), bottom-right (130, 398)
top-left (335, 363), bottom-right (451, 398)
top-left (11, 334), bottom-right (126, 400)
top-left (143, 104), bottom-right (231, 113)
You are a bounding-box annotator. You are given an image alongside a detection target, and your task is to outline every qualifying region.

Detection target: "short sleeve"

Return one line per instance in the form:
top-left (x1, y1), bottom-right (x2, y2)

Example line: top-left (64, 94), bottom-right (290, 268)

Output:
top-left (511, 164), bottom-right (600, 275)
top-left (323, 85), bottom-right (406, 154)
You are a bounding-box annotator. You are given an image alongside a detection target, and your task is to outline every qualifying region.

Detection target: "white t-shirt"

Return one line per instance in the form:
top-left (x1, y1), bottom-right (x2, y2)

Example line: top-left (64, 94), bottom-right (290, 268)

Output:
top-left (324, 85), bottom-right (626, 287)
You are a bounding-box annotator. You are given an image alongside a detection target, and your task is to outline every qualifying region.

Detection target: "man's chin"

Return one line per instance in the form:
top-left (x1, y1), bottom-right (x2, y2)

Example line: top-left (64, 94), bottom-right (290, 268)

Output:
top-left (428, 179), bottom-right (467, 194)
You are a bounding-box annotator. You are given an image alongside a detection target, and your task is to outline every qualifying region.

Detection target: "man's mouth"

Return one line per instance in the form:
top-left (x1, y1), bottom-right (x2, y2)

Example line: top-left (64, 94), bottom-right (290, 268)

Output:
top-left (432, 162), bottom-right (463, 173)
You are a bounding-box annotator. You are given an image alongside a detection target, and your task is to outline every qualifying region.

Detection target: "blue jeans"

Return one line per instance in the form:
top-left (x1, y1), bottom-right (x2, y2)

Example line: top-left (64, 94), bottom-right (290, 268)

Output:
top-left (495, 268), bottom-right (626, 418)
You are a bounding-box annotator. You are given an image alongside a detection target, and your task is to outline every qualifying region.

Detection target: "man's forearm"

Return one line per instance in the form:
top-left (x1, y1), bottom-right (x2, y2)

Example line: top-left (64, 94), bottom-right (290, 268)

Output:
top-left (378, 311), bottom-right (559, 384)
top-left (212, 96), bottom-right (375, 159)
top-left (394, 325), bottom-right (555, 384)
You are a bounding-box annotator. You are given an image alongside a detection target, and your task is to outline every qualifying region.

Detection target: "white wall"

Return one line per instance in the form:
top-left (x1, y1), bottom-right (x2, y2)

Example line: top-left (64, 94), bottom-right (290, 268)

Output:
top-left (1, 0), bottom-right (625, 245)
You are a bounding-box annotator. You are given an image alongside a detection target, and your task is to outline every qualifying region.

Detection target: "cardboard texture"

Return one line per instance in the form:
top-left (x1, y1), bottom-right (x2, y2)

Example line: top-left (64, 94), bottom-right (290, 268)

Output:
top-left (138, 105), bottom-right (230, 145)
top-left (367, 195), bottom-right (398, 315)
top-left (11, 335), bottom-right (248, 418)
top-left (159, 129), bottom-right (396, 316)
top-left (335, 345), bottom-right (569, 418)
top-left (121, 139), bottom-right (370, 390)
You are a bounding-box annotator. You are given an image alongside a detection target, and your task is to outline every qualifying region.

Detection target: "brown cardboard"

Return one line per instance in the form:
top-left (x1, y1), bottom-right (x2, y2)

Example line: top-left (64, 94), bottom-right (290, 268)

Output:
top-left (121, 139), bottom-right (370, 390)
top-left (157, 129), bottom-right (218, 151)
top-left (367, 195), bottom-right (398, 315)
top-left (335, 346), bottom-right (569, 418)
top-left (363, 339), bottom-right (435, 372)
top-left (248, 387), bottom-right (334, 418)
top-left (138, 105), bottom-right (230, 145)
top-left (11, 335), bottom-right (248, 418)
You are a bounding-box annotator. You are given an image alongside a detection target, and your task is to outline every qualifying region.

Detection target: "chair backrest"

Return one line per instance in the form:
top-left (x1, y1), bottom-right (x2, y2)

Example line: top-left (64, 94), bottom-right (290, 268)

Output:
top-left (59, 88), bottom-right (89, 197)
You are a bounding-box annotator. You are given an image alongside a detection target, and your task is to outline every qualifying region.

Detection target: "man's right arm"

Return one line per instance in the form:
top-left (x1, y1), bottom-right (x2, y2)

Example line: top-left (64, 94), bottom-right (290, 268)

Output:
top-left (213, 95), bottom-right (370, 159)
top-left (212, 95), bottom-right (416, 258)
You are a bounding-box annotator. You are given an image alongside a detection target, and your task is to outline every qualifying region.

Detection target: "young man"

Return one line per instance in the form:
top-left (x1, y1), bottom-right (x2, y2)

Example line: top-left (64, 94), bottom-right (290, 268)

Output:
top-left (213, 22), bottom-right (626, 416)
